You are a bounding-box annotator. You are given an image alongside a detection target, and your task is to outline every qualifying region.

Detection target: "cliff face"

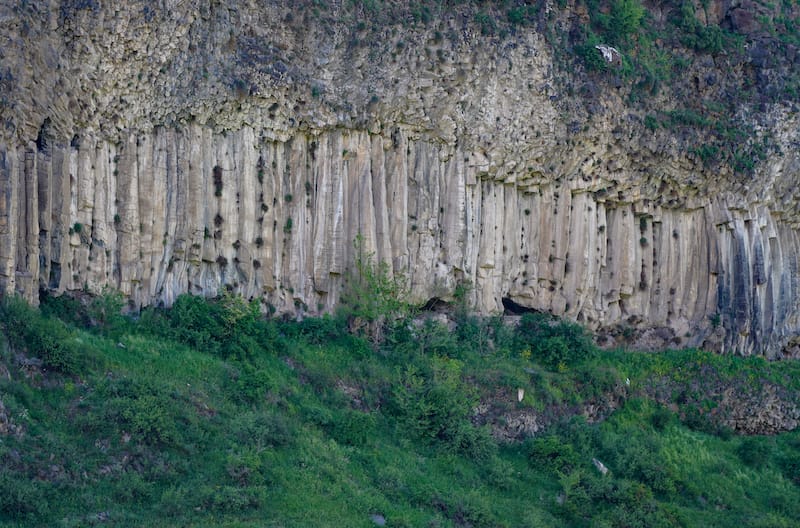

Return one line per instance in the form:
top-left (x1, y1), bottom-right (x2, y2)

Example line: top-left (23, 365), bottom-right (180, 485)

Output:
top-left (2, 0), bottom-right (800, 356)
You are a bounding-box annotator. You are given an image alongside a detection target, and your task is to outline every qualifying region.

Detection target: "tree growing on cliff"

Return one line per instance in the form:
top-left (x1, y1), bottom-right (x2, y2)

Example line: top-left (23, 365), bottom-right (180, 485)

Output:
top-left (339, 235), bottom-right (410, 345)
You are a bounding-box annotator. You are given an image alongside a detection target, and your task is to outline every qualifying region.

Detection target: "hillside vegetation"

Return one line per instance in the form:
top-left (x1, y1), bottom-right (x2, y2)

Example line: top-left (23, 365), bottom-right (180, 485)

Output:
top-left (1, 279), bottom-right (799, 526)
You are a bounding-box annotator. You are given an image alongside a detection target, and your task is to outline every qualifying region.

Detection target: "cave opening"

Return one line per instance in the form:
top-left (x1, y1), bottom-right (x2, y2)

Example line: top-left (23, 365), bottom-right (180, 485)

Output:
top-left (502, 297), bottom-right (538, 315)
top-left (421, 297), bottom-right (448, 312)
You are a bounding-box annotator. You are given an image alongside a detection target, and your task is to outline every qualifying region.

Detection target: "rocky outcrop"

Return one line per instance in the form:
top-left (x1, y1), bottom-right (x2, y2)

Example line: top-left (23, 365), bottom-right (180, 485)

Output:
top-left (1, 1), bottom-right (800, 356)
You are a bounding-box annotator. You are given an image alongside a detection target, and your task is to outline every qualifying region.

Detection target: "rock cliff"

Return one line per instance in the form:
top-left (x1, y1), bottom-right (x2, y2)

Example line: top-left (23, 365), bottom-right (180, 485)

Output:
top-left (1, 1), bottom-right (799, 356)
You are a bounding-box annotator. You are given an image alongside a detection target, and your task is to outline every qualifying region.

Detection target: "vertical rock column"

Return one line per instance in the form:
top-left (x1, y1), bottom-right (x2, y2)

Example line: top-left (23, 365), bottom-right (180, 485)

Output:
top-left (0, 148), bottom-right (19, 297)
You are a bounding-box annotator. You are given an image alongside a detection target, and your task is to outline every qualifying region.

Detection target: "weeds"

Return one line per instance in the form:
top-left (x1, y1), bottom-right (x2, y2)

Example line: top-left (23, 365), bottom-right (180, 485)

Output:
top-left (0, 292), bottom-right (797, 527)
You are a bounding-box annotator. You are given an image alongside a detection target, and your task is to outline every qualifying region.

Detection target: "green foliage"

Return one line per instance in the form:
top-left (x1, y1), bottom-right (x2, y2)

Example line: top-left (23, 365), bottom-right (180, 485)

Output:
top-left (607, 0), bottom-right (645, 44)
top-left (393, 359), bottom-right (495, 460)
top-left (1, 296), bottom-right (80, 374)
top-left (0, 473), bottom-right (50, 521)
top-left (737, 436), bottom-right (774, 467)
top-left (574, 29), bottom-right (609, 72)
top-left (474, 10), bottom-right (497, 35)
top-left (40, 292), bottom-right (91, 327)
top-left (116, 393), bottom-right (179, 445)
top-left (673, 1), bottom-right (726, 54)
top-left (89, 287), bottom-right (126, 336)
top-left (665, 108), bottom-right (711, 128)
top-left (650, 405), bottom-right (674, 431)
top-left (693, 144), bottom-right (720, 164)
top-left (339, 234), bottom-right (410, 344)
top-left (515, 312), bottom-right (596, 369)
top-left (198, 485), bottom-right (265, 513)
top-left (140, 291), bottom-right (275, 360)
top-left (230, 410), bottom-right (294, 449)
top-left (528, 435), bottom-right (580, 474)
top-left (1, 293), bottom-right (799, 526)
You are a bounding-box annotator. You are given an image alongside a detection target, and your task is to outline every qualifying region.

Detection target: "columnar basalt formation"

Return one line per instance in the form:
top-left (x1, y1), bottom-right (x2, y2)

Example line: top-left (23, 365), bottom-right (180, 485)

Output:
top-left (1, 1), bottom-right (800, 356)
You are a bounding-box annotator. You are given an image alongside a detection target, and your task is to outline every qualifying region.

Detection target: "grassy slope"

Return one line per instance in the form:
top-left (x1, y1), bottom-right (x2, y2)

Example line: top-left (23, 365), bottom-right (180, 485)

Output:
top-left (0, 295), bottom-right (798, 527)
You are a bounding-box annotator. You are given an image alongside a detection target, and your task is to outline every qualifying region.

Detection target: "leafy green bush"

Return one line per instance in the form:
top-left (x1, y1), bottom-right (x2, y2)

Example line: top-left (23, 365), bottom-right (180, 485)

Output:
top-left (650, 406), bottom-right (674, 431)
top-left (574, 30), bottom-right (610, 72)
top-left (230, 410), bottom-right (294, 449)
top-left (328, 409), bottom-right (376, 446)
top-left (226, 447), bottom-right (269, 486)
top-left (414, 318), bottom-right (459, 357)
top-left (0, 473), bottom-right (50, 521)
top-left (1, 296), bottom-right (80, 374)
top-left (607, 0), bottom-right (645, 44)
top-left (198, 485), bottom-right (265, 513)
top-left (229, 361), bottom-right (276, 403)
top-left (607, 433), bottom-right (678, 497)
top-left (528, 435), bottom-right (580, 474)
top-left (111, 472), bottom-right (155, 504)
top-left (737, 437), bottom-right (774, 467)
top-left (88, 288), bottom-right (126, 336)
top-left (682, 406), bottom-right (733, 438)
top-left (110, 393), bottom-right (179, 445)
top-left (392, 359), bottom-right (495, 460)
top-left (674, 1), bottom-right (725, 54)
top-left (515, 312), bottom-right (596, 370)
top-left (141, 292), bottom-right (276, 360)
top-left (776, 451), bottom-right (800, 485)
top-left (40, 292), bottom-right (91, 327)
top-left (339, 235), bottom-right (411, 345)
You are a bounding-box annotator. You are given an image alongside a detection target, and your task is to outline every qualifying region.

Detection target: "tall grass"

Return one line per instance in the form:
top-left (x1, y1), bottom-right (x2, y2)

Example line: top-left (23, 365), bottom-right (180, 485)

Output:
top-left (0, 293), bottom-right (798, 526)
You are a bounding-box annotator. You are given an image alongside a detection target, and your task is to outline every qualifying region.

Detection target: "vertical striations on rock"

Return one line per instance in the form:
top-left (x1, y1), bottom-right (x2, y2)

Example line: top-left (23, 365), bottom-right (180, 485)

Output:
top-left (1, 1), bottom-right (800, 357)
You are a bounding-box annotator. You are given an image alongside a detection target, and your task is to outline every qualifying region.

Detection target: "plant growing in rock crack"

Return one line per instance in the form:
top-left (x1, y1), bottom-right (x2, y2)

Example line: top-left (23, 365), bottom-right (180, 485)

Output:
top-left (338, 234), bottom-right (411, 346)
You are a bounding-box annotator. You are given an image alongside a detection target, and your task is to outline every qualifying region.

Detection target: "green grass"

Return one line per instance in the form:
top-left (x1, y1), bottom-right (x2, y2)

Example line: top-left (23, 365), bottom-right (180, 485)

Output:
top-left (0, 294), bottom-right (799, 526)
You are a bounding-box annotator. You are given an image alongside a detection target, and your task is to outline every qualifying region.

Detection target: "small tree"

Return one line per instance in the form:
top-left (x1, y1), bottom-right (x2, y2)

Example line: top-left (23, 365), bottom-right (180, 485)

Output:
top-left (608, 0), bottom-right (645, 44)
top-left (339, 235), bottom-right (410, 345)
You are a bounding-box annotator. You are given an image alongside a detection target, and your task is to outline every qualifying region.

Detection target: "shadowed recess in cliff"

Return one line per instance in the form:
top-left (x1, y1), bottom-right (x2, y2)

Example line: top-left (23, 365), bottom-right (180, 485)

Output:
top-left (1, 1), bottom-right (800, 357)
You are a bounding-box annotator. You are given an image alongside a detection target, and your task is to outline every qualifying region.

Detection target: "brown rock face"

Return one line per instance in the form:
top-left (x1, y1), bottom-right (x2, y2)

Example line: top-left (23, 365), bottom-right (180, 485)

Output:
top-left (727, 3), bottom-right (760, 34)
top-left (1, 1), bottom-right (800, 357)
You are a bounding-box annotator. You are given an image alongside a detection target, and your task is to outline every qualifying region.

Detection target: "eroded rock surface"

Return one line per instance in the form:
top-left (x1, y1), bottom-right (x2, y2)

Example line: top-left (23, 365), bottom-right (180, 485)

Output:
top-left (1, 1), bottom-right (800, 356)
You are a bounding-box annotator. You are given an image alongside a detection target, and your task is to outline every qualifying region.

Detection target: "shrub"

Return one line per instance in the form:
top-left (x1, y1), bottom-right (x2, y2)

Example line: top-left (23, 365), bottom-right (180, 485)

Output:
top-left (293, 314), bottom-right (353, 347)
top-left (339, 234), bottom-right (411, 344)
top-left (225, 448), bottom-right (267, 486)
top-left (40, 292), bottom-right (90, 327)
top-left (110, 393), bottom-right (178, 445)
top-left (230, 410), bottom-right (294, 449)
top-left (414, 318), bottom-right (459, 358)
top-left (776, 452), bottom-right (800, 485)
top-left (155, 292), bottom-right (271, 359)
top-left (165, 294), bottom-right (227, 354)
top-left (392, 359), bottom-right (495, 460)
top-left (528, 435), bottom-right (580, 474)
top-left (515, 312), bottom-right (596, 370)
top-left (575, 30), bottom-right (610, 72)
top-left (229, 363), bottom-right (270, 404)
top-left (88, 288), bottom-right (126, 335)
top-left (0, 473), bottom-right (49, 521)
top-left (650, 406), bottom-right (674, 431)
top-left (0, 297), bottom-right (80, 374)
top-left (607, 0), bottom-right (645, 44)
top-left (198, 485), bottom-right (265, 513)
top-left (737, 437), bottom-right (774, 467)
top-left (608, 434), bottom-right (678, 497)
top-left (329, 409), bottom-right (376, 446)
